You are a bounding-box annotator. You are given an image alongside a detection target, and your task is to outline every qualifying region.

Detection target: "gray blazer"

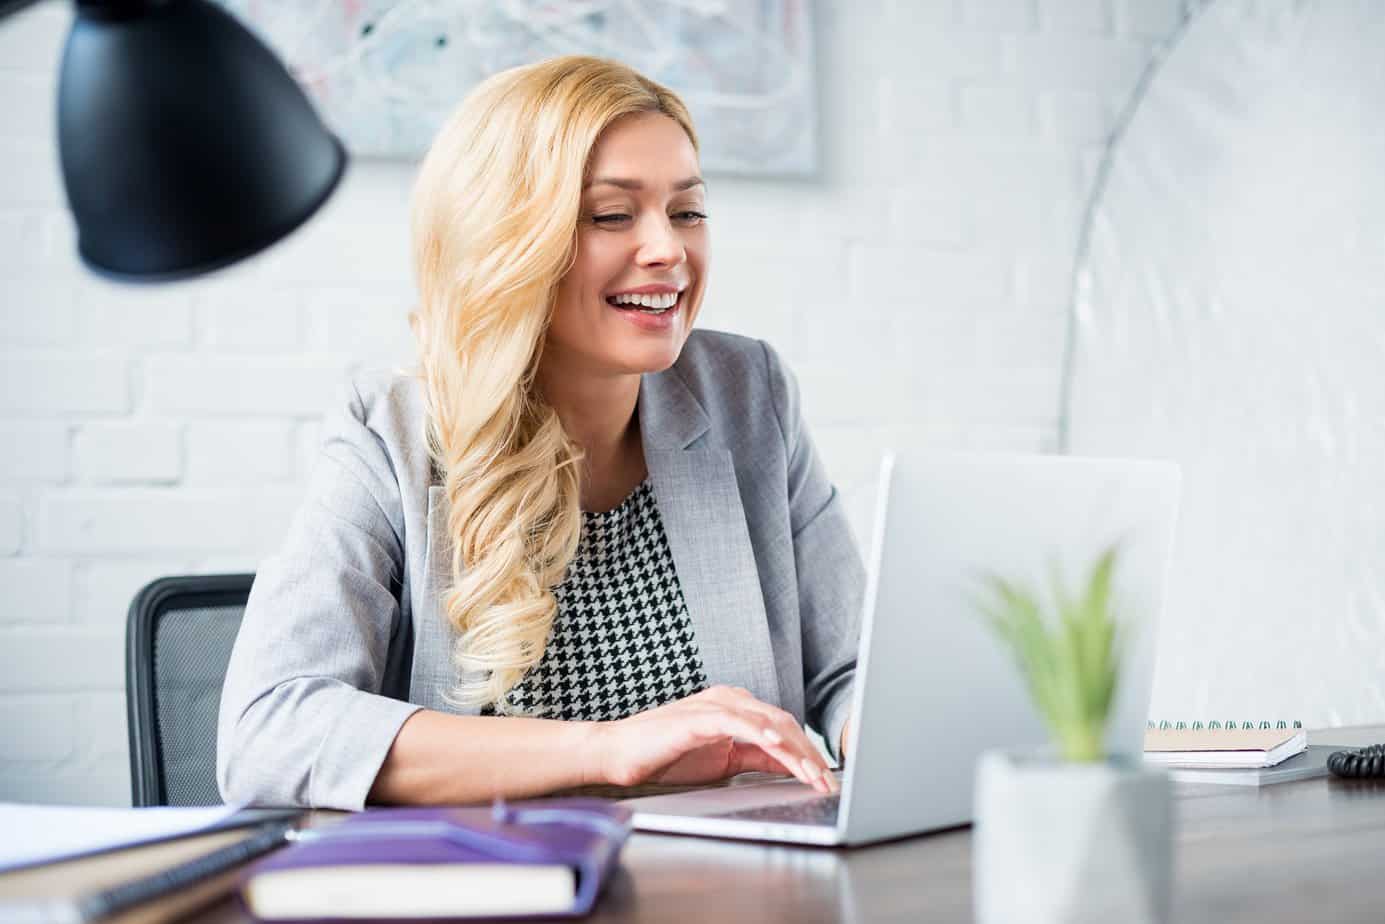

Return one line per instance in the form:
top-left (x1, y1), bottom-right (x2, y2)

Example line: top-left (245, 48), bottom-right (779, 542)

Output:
top-left (217, 330), bottom-right (865, 809)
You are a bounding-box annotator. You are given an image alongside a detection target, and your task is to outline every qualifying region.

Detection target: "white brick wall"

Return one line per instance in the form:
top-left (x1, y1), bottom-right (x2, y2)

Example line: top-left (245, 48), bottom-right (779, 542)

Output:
top-left (185, 420), bottom-right (297, 485)
top-left (0, 0), bottom-right (1186, 803)
top-left (195, 288), bottom-right (305, 352)
top-left (0, 558), bottom-right (72, 624)
top-left (1, 353), bottom-right (130, 415)
top-left (72, 559), bottom-right (194, 628)
top-left (145, 356), bottom-right (352, 416)
top-left (2, 279), bottom-right (78, 345)
top-left (0, 422), bottom-right (68, 481)
top-left (0, 499), bottom-right (24, 554)
top-left (2, 698), bottom-right (77, 761)
top-left (39, 489), bottom-right (301, 555)
top-left (75, 283), bottom-right (196, 348)
top-left (1041, 0), bottom-right (1112, 33)
top-left (74, 423), bottom-right (181, 484)
top-left (0, 629), bottom-right (124, 691)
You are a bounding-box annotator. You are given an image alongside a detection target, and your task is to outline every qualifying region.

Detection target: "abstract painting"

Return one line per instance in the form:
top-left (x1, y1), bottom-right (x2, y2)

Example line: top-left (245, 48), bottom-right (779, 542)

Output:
top-left (221, 0), bottom-right (818, 175)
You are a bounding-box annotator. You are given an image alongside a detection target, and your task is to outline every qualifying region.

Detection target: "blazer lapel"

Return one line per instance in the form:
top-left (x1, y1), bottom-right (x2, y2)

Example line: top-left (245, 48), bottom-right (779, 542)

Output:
top-left (418, 370), bottom-right (781, 712)
top-left (640, 370), bottom-right (780, 706)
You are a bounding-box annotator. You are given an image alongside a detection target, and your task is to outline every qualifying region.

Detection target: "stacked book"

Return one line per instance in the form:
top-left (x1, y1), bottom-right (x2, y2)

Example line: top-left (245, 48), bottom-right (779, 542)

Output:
top-left (1143, 722), bottom-right (1332, 785)
top-left (0, 799), bottom-right (631, 922)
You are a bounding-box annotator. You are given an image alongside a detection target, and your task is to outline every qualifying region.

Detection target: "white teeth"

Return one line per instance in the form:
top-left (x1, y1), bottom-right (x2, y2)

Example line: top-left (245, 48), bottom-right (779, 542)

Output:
top-left (611, 291), bottom-right (679, 310)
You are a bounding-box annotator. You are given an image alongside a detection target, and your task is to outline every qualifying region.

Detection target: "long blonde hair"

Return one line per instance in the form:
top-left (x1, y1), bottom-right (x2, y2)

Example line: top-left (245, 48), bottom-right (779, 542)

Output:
top-left (410, 56), bottom-right (698, 711)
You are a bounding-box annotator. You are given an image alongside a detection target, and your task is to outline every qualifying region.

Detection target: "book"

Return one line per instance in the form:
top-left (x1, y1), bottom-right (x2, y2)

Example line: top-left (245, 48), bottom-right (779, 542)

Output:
top-left (239, 799), bottom-right (632, 920)
top-left (0, 816), bottom-right (297, 924)
top-left (1162, 746), bottom-right (1335, 786)
top-left (0, 803), bottom-right (258, 873)
top-left (1144, 726), bottom-right (1307, 769)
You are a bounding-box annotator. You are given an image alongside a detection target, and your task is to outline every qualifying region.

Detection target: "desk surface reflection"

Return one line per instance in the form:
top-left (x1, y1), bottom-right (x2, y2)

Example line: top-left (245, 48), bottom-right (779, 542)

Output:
top-left (201, 726), bottom-right (1385, 924)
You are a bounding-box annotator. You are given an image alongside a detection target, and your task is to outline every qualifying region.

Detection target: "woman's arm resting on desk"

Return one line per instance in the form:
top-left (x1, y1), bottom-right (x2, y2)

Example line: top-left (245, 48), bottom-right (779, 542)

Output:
top-left (369, 686), bottom-right (838, 804)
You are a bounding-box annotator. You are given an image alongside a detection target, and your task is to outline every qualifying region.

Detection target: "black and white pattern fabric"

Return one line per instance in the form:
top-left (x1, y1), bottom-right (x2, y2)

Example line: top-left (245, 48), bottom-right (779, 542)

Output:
top-left (483, 479), bottom-right (708, 721)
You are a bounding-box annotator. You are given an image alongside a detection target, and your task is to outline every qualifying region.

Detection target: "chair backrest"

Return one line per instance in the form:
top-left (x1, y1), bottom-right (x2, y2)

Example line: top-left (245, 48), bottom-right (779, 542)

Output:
top-left (126, 574), bottom-right (254, 807)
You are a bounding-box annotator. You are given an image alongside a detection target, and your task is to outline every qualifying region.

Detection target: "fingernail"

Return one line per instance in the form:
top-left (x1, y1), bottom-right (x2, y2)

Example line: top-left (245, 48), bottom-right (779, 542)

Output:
top-left (762, 727), bottom-right (783, 745)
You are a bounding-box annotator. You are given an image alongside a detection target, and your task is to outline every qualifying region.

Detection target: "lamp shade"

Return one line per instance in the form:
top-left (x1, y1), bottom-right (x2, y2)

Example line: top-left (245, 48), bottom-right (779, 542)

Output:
top-left (57, 0), bottom-right (347, 281)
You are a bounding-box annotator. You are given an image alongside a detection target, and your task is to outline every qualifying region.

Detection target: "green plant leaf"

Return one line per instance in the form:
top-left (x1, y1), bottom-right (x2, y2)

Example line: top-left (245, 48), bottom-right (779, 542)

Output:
top-left (974, 543), bottom-right (1124, 762)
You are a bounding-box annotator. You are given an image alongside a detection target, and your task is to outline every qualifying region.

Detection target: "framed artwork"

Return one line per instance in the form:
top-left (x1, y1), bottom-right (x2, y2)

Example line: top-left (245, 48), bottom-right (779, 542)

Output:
top-left (222, 0), bottom-right (818, 175)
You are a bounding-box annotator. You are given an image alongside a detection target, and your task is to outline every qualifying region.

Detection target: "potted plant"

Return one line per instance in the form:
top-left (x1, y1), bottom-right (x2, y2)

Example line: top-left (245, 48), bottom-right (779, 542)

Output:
top-left (972, 546), bottom-right (1172, 924)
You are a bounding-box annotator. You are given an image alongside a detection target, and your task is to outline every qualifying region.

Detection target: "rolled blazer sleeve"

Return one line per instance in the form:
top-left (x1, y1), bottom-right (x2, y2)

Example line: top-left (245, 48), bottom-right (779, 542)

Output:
top-left (762, 342), bottom-right (864, 762)
top-left (216, 382), bottom-right (422, 809)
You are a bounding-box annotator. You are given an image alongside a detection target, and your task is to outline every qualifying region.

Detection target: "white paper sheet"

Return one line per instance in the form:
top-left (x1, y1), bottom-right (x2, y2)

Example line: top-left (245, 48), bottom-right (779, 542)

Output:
top-left (0, 802), bottom-right (241, 872)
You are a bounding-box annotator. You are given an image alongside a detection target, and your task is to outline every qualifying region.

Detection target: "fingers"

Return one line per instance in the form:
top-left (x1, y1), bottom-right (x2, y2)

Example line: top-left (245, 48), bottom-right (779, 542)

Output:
top-left (727, 741), bottom-right (798, 777)
top-left (709, 687), bottom-right (837, 793)
top-left (682, 709), bottom-right (829, 793)
top-left (691, 687), bottom-right (838, 795)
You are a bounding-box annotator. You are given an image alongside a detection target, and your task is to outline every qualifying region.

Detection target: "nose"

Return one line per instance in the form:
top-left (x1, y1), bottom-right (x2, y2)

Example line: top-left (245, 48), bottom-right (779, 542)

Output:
top-left (635, 213), bottom-right (685, 268)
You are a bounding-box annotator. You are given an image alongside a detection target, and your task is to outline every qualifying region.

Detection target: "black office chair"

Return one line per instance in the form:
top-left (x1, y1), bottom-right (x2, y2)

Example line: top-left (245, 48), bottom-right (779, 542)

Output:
top-left (126, 573), bottom-right (254, 807)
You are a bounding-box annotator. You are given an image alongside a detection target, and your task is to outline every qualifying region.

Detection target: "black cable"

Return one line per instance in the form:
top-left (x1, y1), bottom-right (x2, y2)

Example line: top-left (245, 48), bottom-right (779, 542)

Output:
top-left (1327, 744), bottom-right (1385, 779)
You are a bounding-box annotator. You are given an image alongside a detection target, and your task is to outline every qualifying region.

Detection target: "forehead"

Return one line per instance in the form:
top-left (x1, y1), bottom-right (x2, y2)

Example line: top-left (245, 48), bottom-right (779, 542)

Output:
top-left (586, 112), bottom-right (700, 186)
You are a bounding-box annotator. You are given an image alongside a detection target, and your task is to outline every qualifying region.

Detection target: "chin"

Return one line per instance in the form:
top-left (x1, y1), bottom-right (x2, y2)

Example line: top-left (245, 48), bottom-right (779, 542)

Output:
top-left (617, 337), bottom-right (687, 374)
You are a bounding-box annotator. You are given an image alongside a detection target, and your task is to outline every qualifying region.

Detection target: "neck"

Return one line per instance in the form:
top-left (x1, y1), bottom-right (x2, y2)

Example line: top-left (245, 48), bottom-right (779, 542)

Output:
top-left (537, 352), bottom-right (642, 482)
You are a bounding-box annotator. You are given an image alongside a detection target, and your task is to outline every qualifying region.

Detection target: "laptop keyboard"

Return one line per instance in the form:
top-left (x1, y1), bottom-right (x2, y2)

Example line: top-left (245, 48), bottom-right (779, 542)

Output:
top-left (713, 794), bottom-right (841, 827)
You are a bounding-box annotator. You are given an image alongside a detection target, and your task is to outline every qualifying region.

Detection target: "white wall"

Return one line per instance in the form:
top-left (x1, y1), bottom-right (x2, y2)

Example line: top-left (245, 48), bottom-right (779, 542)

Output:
top-left (0, 0), bottom-right (1185, 804)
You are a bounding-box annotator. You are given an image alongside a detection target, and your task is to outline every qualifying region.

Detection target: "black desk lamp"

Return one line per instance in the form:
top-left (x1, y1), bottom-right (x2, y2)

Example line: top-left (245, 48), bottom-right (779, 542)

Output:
top-left (11, 0), bottom-right (347, 281)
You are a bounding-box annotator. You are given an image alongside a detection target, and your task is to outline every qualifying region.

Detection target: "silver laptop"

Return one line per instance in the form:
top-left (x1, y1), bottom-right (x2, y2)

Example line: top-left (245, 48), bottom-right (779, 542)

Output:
top-left (622, 450), bottom-right (1181, 846)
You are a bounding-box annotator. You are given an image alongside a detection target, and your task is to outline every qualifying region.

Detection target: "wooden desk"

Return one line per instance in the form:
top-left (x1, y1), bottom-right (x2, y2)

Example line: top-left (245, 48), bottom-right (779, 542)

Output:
top-left (203, 725), bottom-right (1385, 923)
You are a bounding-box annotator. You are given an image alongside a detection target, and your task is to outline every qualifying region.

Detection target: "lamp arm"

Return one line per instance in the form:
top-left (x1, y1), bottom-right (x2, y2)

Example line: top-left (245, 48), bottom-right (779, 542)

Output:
top-left (0, 0), bottom-right (45, 20)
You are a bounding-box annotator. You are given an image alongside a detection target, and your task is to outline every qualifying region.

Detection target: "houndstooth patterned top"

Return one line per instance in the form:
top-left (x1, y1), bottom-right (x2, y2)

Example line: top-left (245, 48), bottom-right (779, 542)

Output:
top-left (482, 478), bottom-right (709, 721)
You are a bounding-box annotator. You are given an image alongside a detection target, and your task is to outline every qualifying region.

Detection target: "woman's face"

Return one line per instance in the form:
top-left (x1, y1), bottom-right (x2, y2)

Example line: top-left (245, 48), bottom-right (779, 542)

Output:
top-left (548, 111), bottom-right (708, 378)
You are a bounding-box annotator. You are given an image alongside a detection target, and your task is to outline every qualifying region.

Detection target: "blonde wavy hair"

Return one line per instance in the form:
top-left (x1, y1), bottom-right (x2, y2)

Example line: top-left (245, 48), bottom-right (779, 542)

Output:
top-left (410, 56), bottom-right (698, 712)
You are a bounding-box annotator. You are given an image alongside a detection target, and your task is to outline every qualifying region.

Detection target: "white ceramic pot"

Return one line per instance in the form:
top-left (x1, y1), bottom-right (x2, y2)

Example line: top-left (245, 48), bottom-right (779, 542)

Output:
top-left (973, 750), bottom-right (1173, 924)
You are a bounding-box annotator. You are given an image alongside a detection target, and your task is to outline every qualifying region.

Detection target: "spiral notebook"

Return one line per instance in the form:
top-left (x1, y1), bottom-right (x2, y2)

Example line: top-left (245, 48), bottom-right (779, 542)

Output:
top-left (1143, 720), bottom-right (1331, 785)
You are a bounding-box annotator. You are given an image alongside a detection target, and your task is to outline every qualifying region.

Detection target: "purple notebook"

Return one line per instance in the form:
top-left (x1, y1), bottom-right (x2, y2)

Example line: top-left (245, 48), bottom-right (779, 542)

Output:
top-left (240, 799), bottom-right (632, 921)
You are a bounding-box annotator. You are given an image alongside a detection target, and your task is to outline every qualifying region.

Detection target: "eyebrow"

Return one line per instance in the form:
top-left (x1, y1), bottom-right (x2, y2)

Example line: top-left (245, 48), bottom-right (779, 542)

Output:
top-left (585, 176), bottom-right (705, 192)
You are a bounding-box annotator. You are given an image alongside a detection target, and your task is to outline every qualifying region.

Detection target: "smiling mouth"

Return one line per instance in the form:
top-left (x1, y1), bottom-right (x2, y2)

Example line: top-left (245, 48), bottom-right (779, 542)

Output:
top-left (605, 291), bottom-right (682, 314)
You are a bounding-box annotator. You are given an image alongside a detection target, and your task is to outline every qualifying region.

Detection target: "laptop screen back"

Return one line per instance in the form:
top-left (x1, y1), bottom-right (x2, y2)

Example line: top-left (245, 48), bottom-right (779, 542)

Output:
top-left (838, 452), bottom-right (1181, 845)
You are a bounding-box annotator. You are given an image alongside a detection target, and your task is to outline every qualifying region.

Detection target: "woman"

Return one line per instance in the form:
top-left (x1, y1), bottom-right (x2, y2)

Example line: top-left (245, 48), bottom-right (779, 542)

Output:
top-left (217, 56), bottom-right (864, 809)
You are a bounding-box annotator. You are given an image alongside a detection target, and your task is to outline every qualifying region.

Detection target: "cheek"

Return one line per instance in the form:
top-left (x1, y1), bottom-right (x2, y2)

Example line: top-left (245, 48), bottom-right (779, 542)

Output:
top-left (553, 242), bottom-right (608, 324)
top-left (686, 235), bottom-right (710, 311)
top-left (548, 282), bottom-right (593, 355)
top-left (569, 233), bottom-right (625, 296)
top-left (685, 224), bottom-right (709, 271)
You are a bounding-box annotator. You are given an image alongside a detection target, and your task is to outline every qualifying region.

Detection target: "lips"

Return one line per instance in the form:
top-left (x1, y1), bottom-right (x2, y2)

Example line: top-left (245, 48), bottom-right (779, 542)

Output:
top-left (607, 284), bottom-right (685, 296)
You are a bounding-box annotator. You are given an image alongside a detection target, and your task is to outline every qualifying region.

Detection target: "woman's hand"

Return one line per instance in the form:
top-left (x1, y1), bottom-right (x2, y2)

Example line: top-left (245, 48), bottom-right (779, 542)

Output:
top-left (587, 686), bottom-right (839, 795)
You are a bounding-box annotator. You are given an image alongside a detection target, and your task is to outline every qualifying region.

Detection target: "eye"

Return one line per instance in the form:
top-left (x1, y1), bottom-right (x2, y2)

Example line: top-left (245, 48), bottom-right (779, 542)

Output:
top-left (673, 210), bottom-right (708, 226)
top-left (591, 213), bottom-right (631, 227)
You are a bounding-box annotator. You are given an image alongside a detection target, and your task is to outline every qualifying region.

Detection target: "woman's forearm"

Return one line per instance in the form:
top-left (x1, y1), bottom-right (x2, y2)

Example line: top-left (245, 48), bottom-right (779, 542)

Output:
top-left (367, 709), bottom-right (600, 804)
top-left (367, 686), bottom-right (840, 803)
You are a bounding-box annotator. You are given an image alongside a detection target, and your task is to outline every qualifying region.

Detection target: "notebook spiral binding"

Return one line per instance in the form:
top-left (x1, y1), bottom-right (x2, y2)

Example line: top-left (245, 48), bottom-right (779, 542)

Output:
top-left (1145, 719), bottom-right (1304, 731)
